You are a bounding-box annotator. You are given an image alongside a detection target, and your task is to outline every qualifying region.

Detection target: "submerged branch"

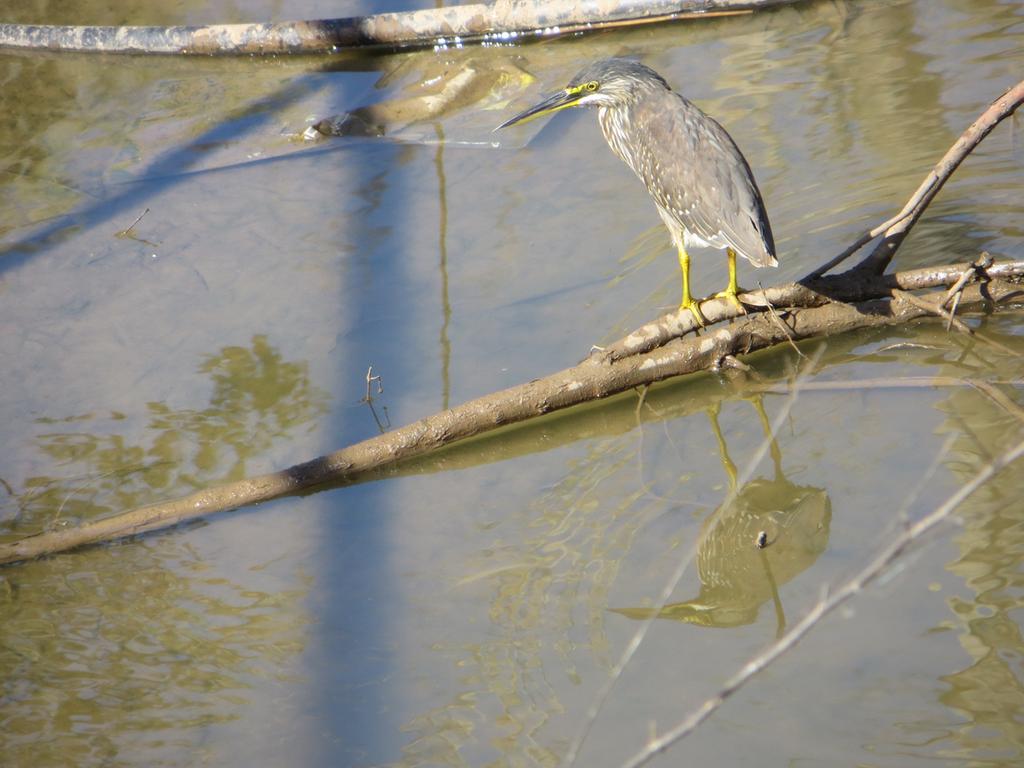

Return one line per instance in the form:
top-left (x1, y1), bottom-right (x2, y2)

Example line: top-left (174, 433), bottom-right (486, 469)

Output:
top-left (0, 0), bottom-right (800, 55)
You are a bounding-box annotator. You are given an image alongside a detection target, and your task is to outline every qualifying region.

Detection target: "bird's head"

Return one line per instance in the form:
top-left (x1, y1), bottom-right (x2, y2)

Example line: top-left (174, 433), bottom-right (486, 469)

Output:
top-left (496, 58), bottom-right (668, 130)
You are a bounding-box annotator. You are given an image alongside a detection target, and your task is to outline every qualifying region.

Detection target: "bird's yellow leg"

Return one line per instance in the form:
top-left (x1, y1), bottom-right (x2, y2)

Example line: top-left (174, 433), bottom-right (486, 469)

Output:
top-left (707, 402), bottom-right (738, 491)
top-left (713, 248), bottom-right (746, 312)
top-left (677, 244), bottom-right (706, 326)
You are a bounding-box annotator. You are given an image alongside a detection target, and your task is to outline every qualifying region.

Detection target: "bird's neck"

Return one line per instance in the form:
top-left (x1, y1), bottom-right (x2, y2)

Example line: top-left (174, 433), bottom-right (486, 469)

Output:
top-left (597, 105), bottom-right (639, 174)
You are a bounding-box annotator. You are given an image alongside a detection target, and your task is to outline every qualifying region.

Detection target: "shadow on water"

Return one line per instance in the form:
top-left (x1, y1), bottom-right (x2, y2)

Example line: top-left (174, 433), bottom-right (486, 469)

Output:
top-left (306, 123), bottom-right (400, 768)
top-left (0, 49), bottom-right (518, 271)
top-left (0, 56), bottom-right (335, 269)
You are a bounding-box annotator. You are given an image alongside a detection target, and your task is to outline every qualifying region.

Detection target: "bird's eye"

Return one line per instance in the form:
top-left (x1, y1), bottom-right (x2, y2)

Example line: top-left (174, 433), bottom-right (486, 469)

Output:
top-left (585, 81), bottom-right (599, 92)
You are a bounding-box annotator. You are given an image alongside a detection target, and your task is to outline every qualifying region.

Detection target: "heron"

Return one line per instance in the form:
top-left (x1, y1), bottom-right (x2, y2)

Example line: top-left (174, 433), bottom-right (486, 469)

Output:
top-left (497, 58), bottom-right (777, 325)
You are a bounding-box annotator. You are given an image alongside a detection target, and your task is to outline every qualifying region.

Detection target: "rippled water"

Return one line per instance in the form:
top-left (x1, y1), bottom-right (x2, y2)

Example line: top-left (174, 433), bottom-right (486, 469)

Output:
top-left (1, 0), bottom-right (1023, 766)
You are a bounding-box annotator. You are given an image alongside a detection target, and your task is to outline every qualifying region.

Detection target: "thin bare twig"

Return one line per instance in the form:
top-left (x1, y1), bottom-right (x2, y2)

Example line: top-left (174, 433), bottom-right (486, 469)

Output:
top-left (363, 365), bottom-right (383, 400)
top-left (946, 290), bottom-right (964, 332)
top-left (619, 435), bottom-right (1024, 768)
top-left (361, 366), bottom-right (390, 432)
top-left (757, 282), bottom-right (806, 359)
top-left (114, 207), bottom-right (159, 246)
top-left (115, 208), bottom-right (149, 238)
top-left (943, 252), bottom-right (993, 308)
top-left (943, 252), bottom-right (993, 330)
top-left (892, 289), bottom-right (974, 335)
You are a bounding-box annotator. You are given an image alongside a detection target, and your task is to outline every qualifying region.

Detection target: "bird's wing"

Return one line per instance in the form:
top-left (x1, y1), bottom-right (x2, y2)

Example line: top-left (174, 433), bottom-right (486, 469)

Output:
top-left (633, 93), bottom-right (776, 267)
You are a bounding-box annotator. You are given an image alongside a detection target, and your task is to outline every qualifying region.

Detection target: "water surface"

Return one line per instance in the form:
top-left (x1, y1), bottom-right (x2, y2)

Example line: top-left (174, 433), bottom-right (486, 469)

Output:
top-left (2, 1), bottom-right (1024, 766)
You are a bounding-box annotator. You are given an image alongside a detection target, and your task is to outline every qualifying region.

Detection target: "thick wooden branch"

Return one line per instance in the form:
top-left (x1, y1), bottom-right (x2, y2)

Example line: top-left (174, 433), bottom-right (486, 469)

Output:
top-left (600, 260), bottom-right (1024, 360)
top-left (0, 0), bottom-right (797, 55)
top-left (1, 270), bottom-right (1021, 566)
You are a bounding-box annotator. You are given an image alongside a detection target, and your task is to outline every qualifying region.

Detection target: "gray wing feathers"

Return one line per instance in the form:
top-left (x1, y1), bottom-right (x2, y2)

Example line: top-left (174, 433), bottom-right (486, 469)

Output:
top-left (629, 92), bottom-right (776, 267)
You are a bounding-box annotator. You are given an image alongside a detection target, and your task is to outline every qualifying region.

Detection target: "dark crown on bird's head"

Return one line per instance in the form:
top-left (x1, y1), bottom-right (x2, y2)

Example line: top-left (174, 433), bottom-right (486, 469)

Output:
top-left (566, 58), bottom-right (671, 107)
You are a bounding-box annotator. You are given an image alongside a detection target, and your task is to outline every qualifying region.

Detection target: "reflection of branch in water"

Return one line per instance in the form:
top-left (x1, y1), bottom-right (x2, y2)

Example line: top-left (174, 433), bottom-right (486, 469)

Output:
top-left (611, 395), bottom-right (831, 632)
top-left (5, 335), bottom-right (327, 535)
top-left (758, 546), bottom-right (785, 639)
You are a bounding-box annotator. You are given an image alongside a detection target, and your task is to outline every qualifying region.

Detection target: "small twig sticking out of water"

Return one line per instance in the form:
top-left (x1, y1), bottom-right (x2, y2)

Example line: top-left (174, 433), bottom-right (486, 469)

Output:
top-left (116, 208), bottom-right (148, 237)
top-left (363, 365), bottom-right (384, 401)
top-left (617, 434), bottom-right (1024, 768)
top-left (362, 366), bottom-right (390, 432)
top-left (115, 208), bottom-right (160, 247)
top-left (943, 252), bottom-right (993, 308)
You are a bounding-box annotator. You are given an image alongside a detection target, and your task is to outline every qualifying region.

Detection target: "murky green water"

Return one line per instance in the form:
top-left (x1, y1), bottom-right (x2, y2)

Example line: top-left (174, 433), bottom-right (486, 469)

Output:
top-left (2, 0), bottom-right (1023, 766)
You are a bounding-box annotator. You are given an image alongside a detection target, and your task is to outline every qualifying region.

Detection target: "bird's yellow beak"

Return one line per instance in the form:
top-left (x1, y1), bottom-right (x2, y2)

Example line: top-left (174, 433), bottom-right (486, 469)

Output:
top-left (496, 86), bottom-right (586, 130)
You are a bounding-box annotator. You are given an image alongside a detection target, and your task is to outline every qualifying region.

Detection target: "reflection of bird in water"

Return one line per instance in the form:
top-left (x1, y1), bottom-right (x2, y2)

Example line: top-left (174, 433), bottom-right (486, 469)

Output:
top-left (612, 398), bottom-right (830, 633)
top-left (497, 58), bottom-right (776, 324)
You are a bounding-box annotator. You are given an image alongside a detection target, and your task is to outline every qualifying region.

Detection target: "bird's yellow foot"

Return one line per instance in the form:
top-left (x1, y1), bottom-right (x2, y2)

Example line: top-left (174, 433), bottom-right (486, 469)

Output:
top-left (712, 288), bottom-right (748, 314)
top-left (679, 298), bottom-right (707, 327)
